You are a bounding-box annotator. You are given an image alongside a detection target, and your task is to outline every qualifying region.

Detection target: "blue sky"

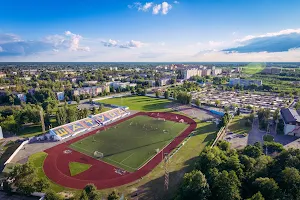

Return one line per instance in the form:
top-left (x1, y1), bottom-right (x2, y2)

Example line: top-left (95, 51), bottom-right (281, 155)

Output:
top-left (0, 0), bottom-right (300, 62)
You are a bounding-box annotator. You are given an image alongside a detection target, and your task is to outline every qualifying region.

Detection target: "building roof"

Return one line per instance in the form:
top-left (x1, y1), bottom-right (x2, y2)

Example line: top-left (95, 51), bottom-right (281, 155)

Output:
top-left (281, 108), bottom-right (300, 123)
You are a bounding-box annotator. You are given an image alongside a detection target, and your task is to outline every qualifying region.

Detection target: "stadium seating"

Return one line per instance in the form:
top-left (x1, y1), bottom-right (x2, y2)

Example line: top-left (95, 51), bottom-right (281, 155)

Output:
top-left (92, 108), bottom-right (128, 125)
top-left (49, 108), bottom-right (129, 140)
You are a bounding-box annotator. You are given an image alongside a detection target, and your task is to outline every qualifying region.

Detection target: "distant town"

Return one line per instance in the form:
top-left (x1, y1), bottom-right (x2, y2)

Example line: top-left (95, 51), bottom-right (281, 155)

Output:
top-left (0, 62), bottom-right (300, 200)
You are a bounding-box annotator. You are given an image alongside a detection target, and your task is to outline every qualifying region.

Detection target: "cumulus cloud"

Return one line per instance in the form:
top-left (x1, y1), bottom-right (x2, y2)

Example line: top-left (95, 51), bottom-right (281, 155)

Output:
top-left (129, 1), bottom-right (174, 15)
top-left (45, 31), bottom-right (90, 51)
top-left (0, 31), bottom-right (89, 57)
top-left (128, 2), bottom-right (153, 12)
top-left (161, 2), bottom-right (172, 14)
top-left (152, 2), bottom-right (172, 15)
top-left (101, 39), bottom-right (118, 47)
top-left (152, 4), bottom-right (162, 14)
top-left (102, 39), bottom-right (144, 49)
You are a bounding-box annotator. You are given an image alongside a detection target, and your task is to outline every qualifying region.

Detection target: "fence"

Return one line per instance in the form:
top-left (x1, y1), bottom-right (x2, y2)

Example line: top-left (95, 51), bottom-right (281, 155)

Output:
top-left (210, 117), bottom-right (233, 147)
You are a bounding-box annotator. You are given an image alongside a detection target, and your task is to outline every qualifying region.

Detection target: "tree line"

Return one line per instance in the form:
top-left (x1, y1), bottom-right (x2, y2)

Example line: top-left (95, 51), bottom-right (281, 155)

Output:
top-left (175, 140), bottom-right (300, 200)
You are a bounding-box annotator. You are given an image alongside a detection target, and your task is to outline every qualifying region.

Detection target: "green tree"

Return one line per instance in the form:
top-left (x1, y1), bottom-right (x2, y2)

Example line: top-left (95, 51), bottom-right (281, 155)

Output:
top-left (176, 170), bottom-right (211, 200)
top-left (215, 100), bottom-right (221, 107)
top-left (195, 98), bottom-right (201, 107)
top-left (33, 178), bottom-right (50, 192)
top-left (44, 190), bottom-right (63, 200)
top-left (56, 107), bottom-right (67, 125)
top-left (243, 145), bottom-right (262, 158)
top-left (253, 177), bottom-right (280, 200)
top-left (91, 107), bottom-right (96, 115)
top-left (164, 90), bottom-right (169, 99)
top-left (79, 190), bottom-right (89, 200)
top-left (246, 192), bottom-right (265, 200)
top-left (83, 108), bottom-right (89, 118)
top-left (280, 167), bottom-right (300, 199)
top-left (155, 90), bottom-right (160, 98)
top-left (98, 104), bottom-right (103, 113)
top-left (107, 190), bottom-right (119, 200)
top-left (66, 106), bottom-right (77, 122)
top-left (211, 170), bottom-right (241, 200)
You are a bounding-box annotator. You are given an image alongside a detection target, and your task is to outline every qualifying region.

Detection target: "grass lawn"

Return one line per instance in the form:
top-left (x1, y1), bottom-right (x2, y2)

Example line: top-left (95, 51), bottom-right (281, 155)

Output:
top-left (70, 115), bottom-right (188, 172)
top-left (98, 96), bottom-right (172, 112)
top-left (28, 152), bottom-right (71, 193)
top-left (228, 116), bottom-right (252, 135)
top-left (69, 162), bottom-right (91, 176)
top-left (242, 63), bottom-right (265, 75)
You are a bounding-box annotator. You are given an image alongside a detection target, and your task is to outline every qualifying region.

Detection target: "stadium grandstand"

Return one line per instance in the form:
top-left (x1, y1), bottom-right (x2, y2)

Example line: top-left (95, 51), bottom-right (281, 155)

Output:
top-left (49, 108), bottom-right (129, 140)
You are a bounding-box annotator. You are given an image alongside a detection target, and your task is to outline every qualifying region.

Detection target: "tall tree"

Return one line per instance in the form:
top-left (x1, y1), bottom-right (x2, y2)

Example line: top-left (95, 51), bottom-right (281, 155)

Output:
top-left (253, 177), bottom-right (280, 200)
top-left (211, 170), bottom-right (241, 200)
top-left (176, 170), bottom-right (211, 200)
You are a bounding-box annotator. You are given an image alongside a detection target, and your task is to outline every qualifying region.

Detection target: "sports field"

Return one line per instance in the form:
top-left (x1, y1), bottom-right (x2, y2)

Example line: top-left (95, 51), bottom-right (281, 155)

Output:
top-left (69, 115), bottom-right (188, 172)
top-left (98, 96), bottom-right (172, 111)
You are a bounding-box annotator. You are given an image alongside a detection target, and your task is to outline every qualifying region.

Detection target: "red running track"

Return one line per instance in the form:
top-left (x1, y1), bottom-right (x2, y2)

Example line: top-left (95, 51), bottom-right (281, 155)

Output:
top-left (43, 112), bottom-right (196, 189)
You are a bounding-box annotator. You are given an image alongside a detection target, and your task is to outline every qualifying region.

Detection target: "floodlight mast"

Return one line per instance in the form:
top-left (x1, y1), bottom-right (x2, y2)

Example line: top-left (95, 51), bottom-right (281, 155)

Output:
top-left (164, 153), bottom-right (169, 191)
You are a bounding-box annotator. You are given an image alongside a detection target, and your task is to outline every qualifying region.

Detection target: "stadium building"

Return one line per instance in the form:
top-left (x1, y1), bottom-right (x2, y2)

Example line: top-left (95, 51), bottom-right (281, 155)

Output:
top-left (49, 108), bottom-right (129, 140)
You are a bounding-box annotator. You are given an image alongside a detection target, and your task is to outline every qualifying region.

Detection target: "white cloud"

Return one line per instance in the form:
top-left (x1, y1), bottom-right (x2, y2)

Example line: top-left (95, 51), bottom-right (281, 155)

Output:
top-left (102, 39), bottom-right (144, 49)
top-left (45, 31), bottom-right (90, 51)
top-left (0, 46), bottom-right (3, 52)
top-left (0, 33), bottom-right (21, 44)
top-left (152, 4), bottom-right (162, 14)
top-left (161, 2), bottom-right (172, 14)
top-left (141, 2), bottom-right (153, 11)
top-left (129, 2), bottom-right (153, 12)
top-left (101, 39), bottom-right (118, 47)
top-left (130, 1), bottom-right (174, 15)
top-left (64, 31), bottom-right (90, 51)
top-left (236, 28), bottom-right (300, 42)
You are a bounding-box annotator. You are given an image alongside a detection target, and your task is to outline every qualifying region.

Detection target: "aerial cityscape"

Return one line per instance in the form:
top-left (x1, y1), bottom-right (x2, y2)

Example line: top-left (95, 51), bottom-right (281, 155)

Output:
top-left (0, 0), bottom-right (300, 200)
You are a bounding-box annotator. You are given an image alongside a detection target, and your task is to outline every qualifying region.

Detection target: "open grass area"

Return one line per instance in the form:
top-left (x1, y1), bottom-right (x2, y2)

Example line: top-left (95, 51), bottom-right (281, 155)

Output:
top-left (98, 96), bottom-right (172, 112)
top-left (242, 63), bottom-right (265, 75)
top-left (69, 162), bottom-right (91, 176)
top-left (28, 152), bottom-right (70, 193)
top-left (228, 116), bottom-right (252, 135)
top-left (70, 115), bottom-right (188, 172)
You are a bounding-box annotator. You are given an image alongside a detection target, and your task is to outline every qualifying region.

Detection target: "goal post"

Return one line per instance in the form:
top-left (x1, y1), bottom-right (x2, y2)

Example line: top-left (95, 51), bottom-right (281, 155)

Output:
top-left (93, 151), bottom-right (104, 158)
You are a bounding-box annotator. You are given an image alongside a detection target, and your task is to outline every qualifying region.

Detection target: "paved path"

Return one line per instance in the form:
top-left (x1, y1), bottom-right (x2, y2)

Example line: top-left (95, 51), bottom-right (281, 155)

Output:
top-left (247, 118), bottom-right (264, 145)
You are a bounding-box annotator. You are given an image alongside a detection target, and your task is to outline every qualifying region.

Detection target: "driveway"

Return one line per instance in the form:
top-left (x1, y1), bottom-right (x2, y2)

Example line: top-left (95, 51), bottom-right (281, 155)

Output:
top-left (247, 118), bottom-right (264, 145)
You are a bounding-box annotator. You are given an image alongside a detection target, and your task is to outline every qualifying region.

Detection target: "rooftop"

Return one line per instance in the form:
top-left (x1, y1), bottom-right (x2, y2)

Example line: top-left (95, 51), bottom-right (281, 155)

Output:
top-left (281, 108), bottom-right (300, 124)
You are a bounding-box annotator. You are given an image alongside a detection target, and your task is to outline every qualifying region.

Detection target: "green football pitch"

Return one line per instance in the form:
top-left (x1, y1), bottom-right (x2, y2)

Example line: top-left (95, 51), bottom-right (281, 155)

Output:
top-left (69, 115), bottom-right (188, 172)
